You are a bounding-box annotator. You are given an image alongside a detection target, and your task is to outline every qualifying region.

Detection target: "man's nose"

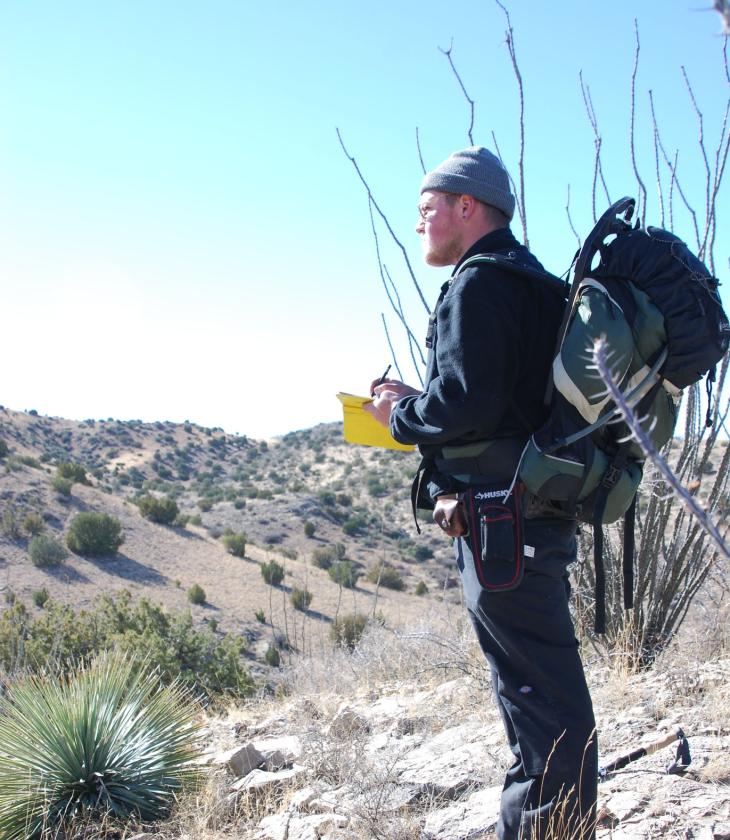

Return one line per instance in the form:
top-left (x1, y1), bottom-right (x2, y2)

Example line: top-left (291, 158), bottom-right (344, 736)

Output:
top-left (415, 219), bottom-right (425, 234)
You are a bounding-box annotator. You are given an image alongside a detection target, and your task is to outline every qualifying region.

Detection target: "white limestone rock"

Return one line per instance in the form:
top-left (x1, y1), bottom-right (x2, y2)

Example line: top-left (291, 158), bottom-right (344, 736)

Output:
top-left (422, 784), bottom-right (501, 839)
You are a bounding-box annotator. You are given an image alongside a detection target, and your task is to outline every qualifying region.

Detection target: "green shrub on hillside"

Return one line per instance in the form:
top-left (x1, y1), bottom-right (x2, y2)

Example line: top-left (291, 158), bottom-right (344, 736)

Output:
top-left (222, 532), bottom-right (247, 558)
top-left (0, 438), bottom-right (8, 458)
top-left (0, 653), bottom-right (201, 838)
top-left (290, 588), bottom-right (313, 612)
top-left (22, 513), bottom-right (45, 536)
top-left (32, 588), bottom-right (50, 608)
top-left (0, 591), bottom-right (254, 701)
top-left (366, 563), bottom-right (405, 591)
top-left (137, 495), bottom-right (179, 524)
top-left (66, 513), bottom-right (124, 557)
top-left (51, 475), bottom-right (73, 497)
top-left (303, 520), bottom-right (316, 538)
top-left (330, 613), bottom-right (367, 650)
top-left (187, 584), bottom-right (206, 605)
top-left (261, 560), bottom-right (285, 587)
top-left (265, 645), bottom-right (280, 667)
top-left (28, 535), bottom-right (67, 567)
top-left (1, 508), bottom-right (21, 539)
top-left (328, 561), bottom-right (360, 589)
top-left (415, 581), bottom-right (428, 596)
top-left (56, 461), bottom-right (89, 485)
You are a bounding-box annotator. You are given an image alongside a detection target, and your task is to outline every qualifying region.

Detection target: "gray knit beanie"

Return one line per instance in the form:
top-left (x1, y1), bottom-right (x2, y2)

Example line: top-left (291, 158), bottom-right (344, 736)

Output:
top-left (420, 146), bottom-right (515, 221)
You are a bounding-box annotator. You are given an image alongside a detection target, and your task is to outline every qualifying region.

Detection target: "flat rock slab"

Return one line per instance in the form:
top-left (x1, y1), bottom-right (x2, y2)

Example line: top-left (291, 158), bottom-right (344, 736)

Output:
top-left (232, 764), bottom-right (307, 794)
top-left (256, 813), bottom-right (348, 840)
top-left (422, 785), bottom-right (501, 839)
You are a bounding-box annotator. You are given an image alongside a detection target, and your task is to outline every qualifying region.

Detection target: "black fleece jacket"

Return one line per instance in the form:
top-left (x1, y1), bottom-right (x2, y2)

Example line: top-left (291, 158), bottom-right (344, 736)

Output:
top-left (390, 227), bottom-right (565, 454)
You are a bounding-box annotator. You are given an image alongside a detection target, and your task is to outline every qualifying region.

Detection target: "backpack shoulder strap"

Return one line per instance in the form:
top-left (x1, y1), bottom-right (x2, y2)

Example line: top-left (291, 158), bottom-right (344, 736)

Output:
top-left (456, 252), bottom-right (567, 294)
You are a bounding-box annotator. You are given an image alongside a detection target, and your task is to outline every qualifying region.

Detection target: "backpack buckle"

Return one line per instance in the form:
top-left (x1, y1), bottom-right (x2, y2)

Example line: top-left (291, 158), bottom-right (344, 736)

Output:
top-left (601, 464), bottom-right (622, 489)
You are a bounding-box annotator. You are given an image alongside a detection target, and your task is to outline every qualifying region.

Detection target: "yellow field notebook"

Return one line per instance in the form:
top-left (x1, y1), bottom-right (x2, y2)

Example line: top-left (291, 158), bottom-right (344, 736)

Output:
top-left (336, 393), bottom-right (415, 452)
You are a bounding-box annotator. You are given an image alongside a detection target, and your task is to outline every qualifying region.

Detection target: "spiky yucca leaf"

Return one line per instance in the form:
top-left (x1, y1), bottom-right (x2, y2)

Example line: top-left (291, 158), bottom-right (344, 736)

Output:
top-left (0, 652), bottom-right (202, 839)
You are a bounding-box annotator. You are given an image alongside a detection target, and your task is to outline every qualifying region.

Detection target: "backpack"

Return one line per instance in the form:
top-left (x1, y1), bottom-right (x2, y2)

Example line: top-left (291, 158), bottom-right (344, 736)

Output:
top-left (519, 196), bottom-right (730, 633)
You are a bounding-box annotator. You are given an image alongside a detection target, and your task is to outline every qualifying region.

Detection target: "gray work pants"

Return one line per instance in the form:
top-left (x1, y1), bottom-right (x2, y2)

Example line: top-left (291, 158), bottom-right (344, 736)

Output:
top-left (456, 516), bottom-right (597, 840)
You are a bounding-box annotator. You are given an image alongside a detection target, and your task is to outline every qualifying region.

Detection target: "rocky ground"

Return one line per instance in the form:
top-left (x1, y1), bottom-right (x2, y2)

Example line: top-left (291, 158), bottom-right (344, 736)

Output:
top-left (157, 619), bottom-right (730, 840)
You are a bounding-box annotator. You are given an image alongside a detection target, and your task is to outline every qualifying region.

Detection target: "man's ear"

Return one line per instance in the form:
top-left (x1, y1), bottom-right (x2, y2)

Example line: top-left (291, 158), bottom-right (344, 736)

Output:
top-left (460, 195), bottom-right (477, 220)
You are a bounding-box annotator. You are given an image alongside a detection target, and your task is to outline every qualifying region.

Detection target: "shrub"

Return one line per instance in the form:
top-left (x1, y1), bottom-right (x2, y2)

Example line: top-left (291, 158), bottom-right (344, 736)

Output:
top-left (328, 560), bottom-right (360, 589)
top-left (1, 508), bottom-right (20, 539)
top-left (290, 588), bottom-right (313, 612)
top-left (0, 592), bottom-right (254, 701)
top-left (261, 560), bottom-right (285, 586)
top-left (303, 520), bottom-right (316, 538)
top-left (330, 613), bottom-right (368, 650)
top-left (0, 438), bottom-right (7, 458)
top-left (56, 461), bottom-right (89, 485)
top-left (0, 653), bottom-right (201, 837)
top-left (66, 513), bottom-right (124, 557)
top-left (32, 588), bottom-right (50, 608)
top-left (342, 514), bottom-right (368, 536)
top-left (311, 546), bottom-right (335, 569)
top-left (255, 608), bottom-right (266, 623)
top-left (52, 475), bottom-right (73, 497)
top-left (28, 534), bottom-right (67, 567)
top-left (222, 532), bottom-right (247, 558)
top-left (22, 512), bottom-right (45, 536)
top-left (415, 581), bottom-right (428, 596)
top-left (197, 498), bottom-right (213, 512)
top-left (366, 563), bottom-right (405, 591)
top-left (187, 584), bottom-right (206, 605)
top-left (137, 495), bottom-right (179, 524)
top-left (265, 645), bottom-right (281, 667)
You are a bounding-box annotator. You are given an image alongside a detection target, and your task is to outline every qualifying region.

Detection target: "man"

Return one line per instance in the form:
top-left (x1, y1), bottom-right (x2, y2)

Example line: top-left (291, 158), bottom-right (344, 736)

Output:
top-left (366, 147), bottom-right (597, 840)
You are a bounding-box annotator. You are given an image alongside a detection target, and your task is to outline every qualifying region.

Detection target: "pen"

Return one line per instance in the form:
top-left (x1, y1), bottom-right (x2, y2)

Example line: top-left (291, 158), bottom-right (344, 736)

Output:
top-left (376, 364), bottom-right (392, 387)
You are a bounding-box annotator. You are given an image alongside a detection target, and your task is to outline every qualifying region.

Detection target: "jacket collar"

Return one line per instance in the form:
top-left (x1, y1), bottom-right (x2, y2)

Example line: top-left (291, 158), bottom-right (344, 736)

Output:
top-left (452, 227), bottom-right (520, 276)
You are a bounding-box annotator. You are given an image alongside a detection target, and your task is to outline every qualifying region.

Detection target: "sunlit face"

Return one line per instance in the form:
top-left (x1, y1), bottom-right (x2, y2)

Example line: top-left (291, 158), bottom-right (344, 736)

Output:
top-left (416, 190), bottom-right (464, 267)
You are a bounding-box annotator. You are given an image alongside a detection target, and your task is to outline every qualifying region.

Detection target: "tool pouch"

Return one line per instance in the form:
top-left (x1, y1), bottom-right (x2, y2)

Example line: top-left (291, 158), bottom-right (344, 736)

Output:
top-left (464, 483), bottom-right (525, 591)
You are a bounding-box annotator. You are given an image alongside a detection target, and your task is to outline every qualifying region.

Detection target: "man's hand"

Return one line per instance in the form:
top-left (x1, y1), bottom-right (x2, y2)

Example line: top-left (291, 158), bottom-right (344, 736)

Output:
top-left (364, 379), bottom-right (421, 428)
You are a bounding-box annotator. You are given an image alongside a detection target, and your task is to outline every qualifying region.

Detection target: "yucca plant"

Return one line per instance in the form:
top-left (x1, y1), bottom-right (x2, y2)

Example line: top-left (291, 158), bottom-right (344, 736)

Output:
top-left (0, 652), bottom-right (202, 839)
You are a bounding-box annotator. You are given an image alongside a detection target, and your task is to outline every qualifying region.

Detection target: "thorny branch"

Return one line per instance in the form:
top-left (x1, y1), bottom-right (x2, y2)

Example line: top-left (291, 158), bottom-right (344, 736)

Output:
top-left (579, 71), bottom-right (611, 222)
top-left (592, 336), bottom-right (730, 562)
top-left (415, 127), bottom-right (426, 175)
top-left (648, 91), bottom-right (666, 227)
top-left (380, 313), bottom-right (404, 383)
top-left (439, 40), bottom-right (475, 146)
top-left (337, 128), bottom-right (430, 314)
top-left (630, 20), bottom-right (649, 222)
top-left (565, 184), bottom-right (582, 251)
top-left (367, 199), bottom-right (426, 385)
top-left (495, 0), bottom-right (528, 247)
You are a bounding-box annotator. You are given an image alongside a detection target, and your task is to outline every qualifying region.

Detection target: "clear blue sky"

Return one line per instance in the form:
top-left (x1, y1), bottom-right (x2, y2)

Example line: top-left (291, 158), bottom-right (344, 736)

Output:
top-left (1, 1), bottom-right (727, 438)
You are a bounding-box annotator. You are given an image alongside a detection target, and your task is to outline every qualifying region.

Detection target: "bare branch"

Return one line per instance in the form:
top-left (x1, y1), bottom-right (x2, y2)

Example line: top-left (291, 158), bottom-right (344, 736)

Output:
top-left (681, 65), bottom-right (713, 257)
top-left (380, 313), bottom-right (404, 383)
top-left (565, 184), bottom-right (582, 250)
top-left (384, 266), bottom-right (426, 386)
top-left (579, 71), bottom-right (611, 221)
top-left (366, 199), bottom-right (426, 384)
top-left (495, 0), bottom-right (528, 247)
top-left (337, 129), bottom-right (430, 313)
top-left (415, 127), bottom-right (426, 175)
top-left (592, 336), bottom-right (730, 562)
top-left (630, 20), bottom-right (649, 222)
top-left (648, 91), bottom-right (666, 228)
top-left (438, 39), bottom-right (475, 146)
